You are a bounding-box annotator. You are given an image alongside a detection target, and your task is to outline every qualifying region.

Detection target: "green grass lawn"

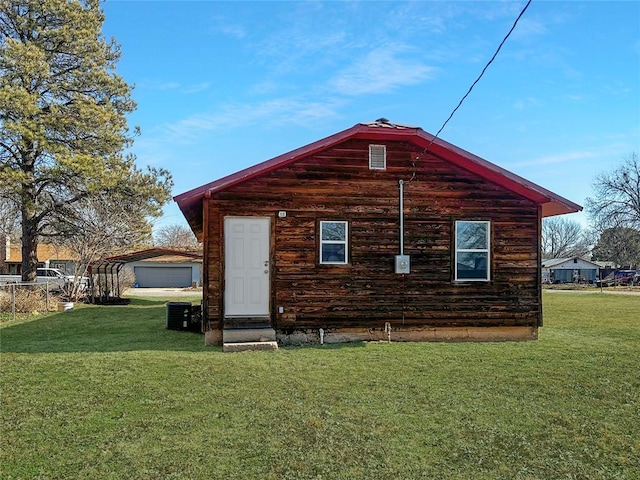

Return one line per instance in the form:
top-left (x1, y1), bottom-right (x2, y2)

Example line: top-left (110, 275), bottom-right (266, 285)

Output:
top-left (1, 293), bottom-right (638, 479)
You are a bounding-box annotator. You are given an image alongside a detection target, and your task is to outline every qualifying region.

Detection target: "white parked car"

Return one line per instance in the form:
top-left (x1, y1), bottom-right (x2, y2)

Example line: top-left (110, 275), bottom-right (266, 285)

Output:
top-left (0, 268), bottom-right (89, 290)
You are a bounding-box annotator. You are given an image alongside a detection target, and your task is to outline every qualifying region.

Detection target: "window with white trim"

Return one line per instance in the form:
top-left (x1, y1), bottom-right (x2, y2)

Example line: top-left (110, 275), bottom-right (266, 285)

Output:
top-left (455, 221), bottom-right (490, 281)
top-left (369, 144), bottom-right (386, 170)
top-left (320, 221), bottom-right (348, 264)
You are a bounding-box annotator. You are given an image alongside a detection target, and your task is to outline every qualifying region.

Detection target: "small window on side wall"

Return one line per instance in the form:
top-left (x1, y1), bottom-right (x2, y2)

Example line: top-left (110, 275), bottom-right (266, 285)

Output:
top-left (320, 221), bottom-right (348, 264)
top-left (455, 221), bottom-right (490, 281)
top-left (369, 145), bottom-right (386, 170)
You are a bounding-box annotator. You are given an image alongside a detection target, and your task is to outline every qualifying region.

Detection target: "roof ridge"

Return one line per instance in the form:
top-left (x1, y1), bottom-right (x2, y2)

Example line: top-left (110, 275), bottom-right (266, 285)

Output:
top-left (360, 118), bottom-right (420, 130)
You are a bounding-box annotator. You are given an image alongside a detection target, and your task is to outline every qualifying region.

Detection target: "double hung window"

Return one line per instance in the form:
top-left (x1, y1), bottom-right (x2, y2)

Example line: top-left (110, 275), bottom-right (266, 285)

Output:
top-left (455, 221), bottom-right (490, 281)
top-left (320, 221), bottom-right (348, 264)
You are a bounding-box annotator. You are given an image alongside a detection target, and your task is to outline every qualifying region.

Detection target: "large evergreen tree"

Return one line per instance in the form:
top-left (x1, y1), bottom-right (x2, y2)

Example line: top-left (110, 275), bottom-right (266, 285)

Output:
top-left (591, 227), bottom-right (640, 269)
top-left (0, 0), bottom-right (172, 281)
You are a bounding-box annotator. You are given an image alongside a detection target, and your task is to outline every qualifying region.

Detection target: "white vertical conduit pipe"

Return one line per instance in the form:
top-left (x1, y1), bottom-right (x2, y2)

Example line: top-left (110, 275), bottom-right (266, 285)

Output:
top-left (399, 180), bottom-right (404, 256)
top-left (398, 180), bottom-right (406, 326)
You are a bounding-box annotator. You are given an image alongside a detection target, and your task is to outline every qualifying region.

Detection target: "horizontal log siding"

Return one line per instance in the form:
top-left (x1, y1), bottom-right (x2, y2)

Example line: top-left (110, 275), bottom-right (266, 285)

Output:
top-left (206, 139), bottom-right (541, 330)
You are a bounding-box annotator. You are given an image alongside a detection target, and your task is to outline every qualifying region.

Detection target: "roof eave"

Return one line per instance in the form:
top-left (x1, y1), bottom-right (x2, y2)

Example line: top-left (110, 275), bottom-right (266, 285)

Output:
top-left (173, 124), bottom-right (371, 207)
top-left (541, 200), bottom-right (583, 218)
top-left (174, 122), bottom-right (582, 232)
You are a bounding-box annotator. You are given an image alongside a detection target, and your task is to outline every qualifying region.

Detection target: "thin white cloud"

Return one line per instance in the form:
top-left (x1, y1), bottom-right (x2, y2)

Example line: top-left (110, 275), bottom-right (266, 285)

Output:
top-left (182, 82), bottom-right (212, 94)
top-left (330, 45), bottom-right (436, 96)
top-left (512, 145), bottom-right (631, 169)
top-left (159, 97), bottom-right (344, 143)
top-left (248, 80), bottom-right (280, 96)
top-left (513, 97), bottom-right (541, 110)
top-left (602, 82), bottom-right (633, 97)
top-left (218, 24), bottom-right (246, 39)
top-left (381, 3), bottom-right (450, 35)
top-left (564, 93), bottom-right (592, 102)
top-left (511, 17), bottom-right (549, 39)
top-left (156, 82), bottom-right (180, 91)
top-left (256, 29), bottom-right (348, 77)
top-left (209, 16), bottom-right (247, 39)
top-left (140, 80), bottom-right (212, 94)
top-left (523, 150), bottom-right (599, 167)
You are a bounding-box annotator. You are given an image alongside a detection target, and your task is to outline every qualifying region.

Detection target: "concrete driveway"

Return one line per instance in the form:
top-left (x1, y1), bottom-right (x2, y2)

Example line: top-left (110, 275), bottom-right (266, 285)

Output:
top-left (124, 287), bottom-right (202, 297)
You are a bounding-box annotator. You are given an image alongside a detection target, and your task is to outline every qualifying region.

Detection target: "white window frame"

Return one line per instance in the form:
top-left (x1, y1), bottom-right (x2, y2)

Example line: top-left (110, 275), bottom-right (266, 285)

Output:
top-left (454, 220), bottom-right (491, 282)
top-left (369, 144), bottom-right (386, 170)
top-left (319, 221), bottom-right (349, 265)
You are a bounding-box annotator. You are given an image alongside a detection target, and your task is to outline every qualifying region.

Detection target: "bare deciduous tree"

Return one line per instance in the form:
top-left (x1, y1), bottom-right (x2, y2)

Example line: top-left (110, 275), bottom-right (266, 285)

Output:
top-left (51, 193), bottom-right (154, 300)
top-left (542, 217), bottom-right (591, 258)
top-left (154, 224), bottom-right (199, 248)
top-left (586, 153), bottom-right (640, 231)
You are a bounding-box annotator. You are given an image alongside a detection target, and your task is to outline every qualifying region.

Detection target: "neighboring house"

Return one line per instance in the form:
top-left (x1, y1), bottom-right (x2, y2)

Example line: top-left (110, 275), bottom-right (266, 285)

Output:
top-left (104, 248), bottom-right (202, 288)
top-left (541, 257), bottom-right (601, 283)
top-left (0, 235), bottom-right (78, 275)
top-left (174, 120), bottom-right (581, 347)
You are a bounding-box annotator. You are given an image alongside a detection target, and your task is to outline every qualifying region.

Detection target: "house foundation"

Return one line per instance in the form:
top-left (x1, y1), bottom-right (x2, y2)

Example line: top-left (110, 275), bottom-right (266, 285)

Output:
top-left (205, 325), bottom-right (537, 346)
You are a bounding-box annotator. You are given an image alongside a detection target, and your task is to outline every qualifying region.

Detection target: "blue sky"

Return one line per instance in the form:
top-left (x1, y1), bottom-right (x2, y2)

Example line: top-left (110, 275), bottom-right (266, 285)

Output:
top-left (101, 0), bottom-right (640, 232)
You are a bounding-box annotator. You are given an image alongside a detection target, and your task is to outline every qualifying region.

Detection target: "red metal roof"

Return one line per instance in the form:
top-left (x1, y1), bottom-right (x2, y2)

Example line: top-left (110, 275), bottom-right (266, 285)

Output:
top-left (175, 120), bottom-right (582, 235)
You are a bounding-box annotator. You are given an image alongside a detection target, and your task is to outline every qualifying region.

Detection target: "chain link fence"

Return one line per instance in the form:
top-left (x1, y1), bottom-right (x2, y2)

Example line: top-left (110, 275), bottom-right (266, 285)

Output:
top-left (0, 282), bottom-right (62, 321)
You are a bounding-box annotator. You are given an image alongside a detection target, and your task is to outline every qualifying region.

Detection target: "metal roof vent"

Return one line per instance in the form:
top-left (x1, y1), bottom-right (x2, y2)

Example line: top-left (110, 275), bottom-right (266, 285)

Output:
top-left (369, 144), bottom-right (386, 170)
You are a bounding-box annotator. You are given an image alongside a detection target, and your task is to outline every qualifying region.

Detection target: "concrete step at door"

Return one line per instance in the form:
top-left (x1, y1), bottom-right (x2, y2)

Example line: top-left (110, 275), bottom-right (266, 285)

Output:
top-left (222, 327), bottom-right (276, 344)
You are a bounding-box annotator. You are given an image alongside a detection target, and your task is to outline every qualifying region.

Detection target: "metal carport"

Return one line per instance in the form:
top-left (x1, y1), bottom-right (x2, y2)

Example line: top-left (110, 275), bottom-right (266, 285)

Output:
top-left (89, 248), bottom-right (202, 302)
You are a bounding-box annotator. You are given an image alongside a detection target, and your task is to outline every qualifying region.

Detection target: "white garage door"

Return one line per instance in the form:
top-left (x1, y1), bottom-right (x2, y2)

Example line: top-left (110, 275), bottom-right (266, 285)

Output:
top-left (134, 267), bottom-right (192, 288)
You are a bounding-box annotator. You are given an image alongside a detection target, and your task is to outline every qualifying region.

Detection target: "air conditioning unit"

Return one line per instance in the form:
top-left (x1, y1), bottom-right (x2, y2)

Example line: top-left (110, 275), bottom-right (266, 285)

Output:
top-left (166, 302), bottom-right (192, 330)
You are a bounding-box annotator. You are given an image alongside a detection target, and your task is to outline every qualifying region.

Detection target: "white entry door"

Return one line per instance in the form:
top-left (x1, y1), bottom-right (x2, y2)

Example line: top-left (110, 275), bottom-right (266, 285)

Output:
top-left (224, 217), bottom-right (270, 317)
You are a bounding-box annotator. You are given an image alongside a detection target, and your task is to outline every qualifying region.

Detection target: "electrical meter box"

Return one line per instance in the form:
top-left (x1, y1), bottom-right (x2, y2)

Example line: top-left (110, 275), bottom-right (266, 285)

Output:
top-left (395, 255), bottom-right (411, 274)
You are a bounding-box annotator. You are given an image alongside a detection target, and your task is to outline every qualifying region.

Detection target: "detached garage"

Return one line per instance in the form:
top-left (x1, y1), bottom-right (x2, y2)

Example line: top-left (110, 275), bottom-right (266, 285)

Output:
top-left (105, 248), bottom-right (202, 288)
top-left (134, 266), bottom-right (193, 288)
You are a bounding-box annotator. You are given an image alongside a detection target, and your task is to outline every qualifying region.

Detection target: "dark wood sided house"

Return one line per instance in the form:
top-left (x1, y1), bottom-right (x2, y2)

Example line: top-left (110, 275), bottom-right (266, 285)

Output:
top-left (175, 120), bottom-right (581, 349)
